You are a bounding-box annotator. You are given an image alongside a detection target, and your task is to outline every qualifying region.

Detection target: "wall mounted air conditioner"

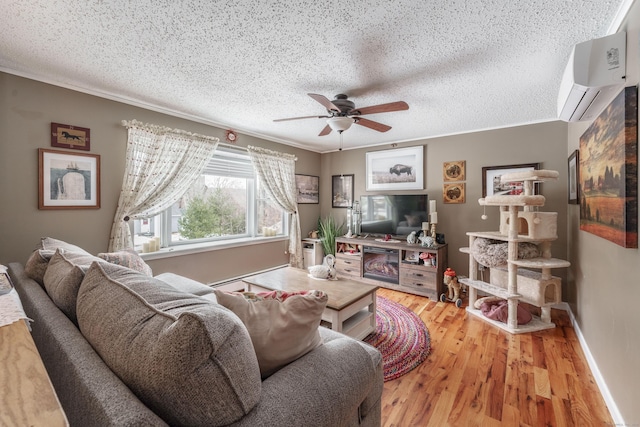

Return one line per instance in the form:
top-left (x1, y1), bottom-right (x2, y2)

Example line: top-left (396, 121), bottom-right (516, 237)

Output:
top-left (557, 32), bottom-right (626, 122)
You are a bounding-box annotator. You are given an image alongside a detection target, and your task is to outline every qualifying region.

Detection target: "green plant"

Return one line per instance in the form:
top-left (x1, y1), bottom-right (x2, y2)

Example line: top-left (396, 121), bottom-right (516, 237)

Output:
top-left (318, 215), bottom-right (343, 256)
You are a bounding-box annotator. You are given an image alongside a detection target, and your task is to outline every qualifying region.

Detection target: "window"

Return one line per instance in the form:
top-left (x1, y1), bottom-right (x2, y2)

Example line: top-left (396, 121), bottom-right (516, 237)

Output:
top-left (133, 146), bottom-right (286, 251)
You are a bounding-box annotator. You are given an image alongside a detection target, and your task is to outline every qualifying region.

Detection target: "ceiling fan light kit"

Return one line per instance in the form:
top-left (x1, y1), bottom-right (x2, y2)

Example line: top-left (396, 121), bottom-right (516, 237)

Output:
top-left (327, 116), bottom-right (354, 133)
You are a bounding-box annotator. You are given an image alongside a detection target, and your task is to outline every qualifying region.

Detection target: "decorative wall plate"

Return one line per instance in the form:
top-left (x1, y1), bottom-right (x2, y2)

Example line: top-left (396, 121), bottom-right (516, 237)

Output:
top-left (443, 160), bottom-right (465, 182)
top-left (443, 183), bottom-right (465, 204)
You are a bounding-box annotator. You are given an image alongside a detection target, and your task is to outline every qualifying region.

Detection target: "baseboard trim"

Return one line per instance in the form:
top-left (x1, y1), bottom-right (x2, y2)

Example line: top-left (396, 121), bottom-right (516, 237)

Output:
top-left (554, 302), bottom-right (623, 424)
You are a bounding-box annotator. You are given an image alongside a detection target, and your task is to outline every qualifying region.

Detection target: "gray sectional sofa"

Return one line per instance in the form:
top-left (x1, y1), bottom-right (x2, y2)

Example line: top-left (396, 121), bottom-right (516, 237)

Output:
top-left (8, 238), bottom-right (383, 426)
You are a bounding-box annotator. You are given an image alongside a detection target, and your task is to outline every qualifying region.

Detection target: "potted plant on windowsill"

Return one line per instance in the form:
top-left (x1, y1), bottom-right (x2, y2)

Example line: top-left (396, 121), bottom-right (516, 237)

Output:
top-left (318, 216), bottom-right (343, 256)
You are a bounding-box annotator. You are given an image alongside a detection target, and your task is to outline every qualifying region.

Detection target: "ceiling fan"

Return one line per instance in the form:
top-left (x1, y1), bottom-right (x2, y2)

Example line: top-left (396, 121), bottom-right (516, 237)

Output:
top-left (274, 93), bottom-right (409, 136)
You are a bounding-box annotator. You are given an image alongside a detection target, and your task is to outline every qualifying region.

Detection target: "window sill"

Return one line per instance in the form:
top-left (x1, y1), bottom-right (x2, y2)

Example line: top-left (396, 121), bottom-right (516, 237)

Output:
top-left (139, 236), bottom-right (289, 261)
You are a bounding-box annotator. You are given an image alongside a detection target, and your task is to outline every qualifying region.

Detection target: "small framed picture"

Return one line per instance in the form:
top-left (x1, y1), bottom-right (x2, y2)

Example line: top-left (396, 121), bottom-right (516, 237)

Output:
top-left (332, 174), bottom-right (354, 208)
top-left (568, 150), bottom-right (579, 204)
top-left (38, 148), bottom-right (101, 209)
top-left (295, 174), bottom-right (319, 204)
top-left (51, 122), bottom-right (90, 151)
top-left (443, 160), bottom-right (465, 182)
top-left (443, 182), bottom-right (465, 204)
top-left (482, 163), bottom-right (539, 197)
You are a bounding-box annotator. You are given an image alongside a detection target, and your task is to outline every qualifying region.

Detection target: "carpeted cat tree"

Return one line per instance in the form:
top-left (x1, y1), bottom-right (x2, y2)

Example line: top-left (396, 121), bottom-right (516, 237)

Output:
top-left (459, 169), bottom-right (570, 333)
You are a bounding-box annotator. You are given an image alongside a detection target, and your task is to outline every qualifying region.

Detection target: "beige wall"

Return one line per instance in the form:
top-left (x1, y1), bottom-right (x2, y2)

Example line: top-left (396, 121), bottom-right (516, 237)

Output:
top-left (0, 73), bottom-right (321, 283)
top-left (320, 121), bottom-right (569, 287)
top-left (565, 3), bottom-right (640, 423)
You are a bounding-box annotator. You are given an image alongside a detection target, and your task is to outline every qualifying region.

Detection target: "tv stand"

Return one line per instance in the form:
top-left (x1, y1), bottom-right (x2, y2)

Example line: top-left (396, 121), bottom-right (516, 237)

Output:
top-left (335, 236), bottom-right (448, 300)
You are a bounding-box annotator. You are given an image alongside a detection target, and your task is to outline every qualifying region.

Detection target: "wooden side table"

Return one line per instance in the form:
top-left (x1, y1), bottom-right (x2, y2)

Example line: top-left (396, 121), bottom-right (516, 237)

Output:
top-left (0, 320), bottom-right (68, 426)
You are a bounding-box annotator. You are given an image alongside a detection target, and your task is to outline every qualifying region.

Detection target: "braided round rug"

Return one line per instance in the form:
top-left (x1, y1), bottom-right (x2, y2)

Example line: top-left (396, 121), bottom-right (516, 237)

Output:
top-left (363, 296), bottom-right (431, 382)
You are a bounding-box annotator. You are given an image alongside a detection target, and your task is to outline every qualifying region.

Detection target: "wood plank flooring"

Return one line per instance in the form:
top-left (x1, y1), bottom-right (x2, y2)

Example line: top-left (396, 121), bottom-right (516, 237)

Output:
top-left (377, 288), bottom-right (613, 427)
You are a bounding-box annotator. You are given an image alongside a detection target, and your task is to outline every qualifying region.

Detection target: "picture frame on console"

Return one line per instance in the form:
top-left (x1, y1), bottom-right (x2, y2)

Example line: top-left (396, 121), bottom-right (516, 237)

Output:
top-left (38, 148), bottom-right (101, 210)
top-left (366, 146), bottom-right (424, 191)
top-left (482, 162), bottom-right (539, 198)
top-left (332, 174), bottom-right (354, 208)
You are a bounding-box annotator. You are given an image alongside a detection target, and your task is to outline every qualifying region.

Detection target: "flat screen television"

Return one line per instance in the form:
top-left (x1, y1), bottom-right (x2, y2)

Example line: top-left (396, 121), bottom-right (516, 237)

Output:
top-left (359, 194), bottom-right (429, 237)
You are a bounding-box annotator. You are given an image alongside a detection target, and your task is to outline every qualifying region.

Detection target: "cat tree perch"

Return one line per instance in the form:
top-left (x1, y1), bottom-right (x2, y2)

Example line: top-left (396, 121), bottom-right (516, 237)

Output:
top-left (459, 169), bottom-right (570, 333)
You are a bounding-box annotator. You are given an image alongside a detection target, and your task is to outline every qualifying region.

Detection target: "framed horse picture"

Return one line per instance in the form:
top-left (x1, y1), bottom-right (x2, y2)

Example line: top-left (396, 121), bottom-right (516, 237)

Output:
top-left (51, 122), bottom-right (91, 151)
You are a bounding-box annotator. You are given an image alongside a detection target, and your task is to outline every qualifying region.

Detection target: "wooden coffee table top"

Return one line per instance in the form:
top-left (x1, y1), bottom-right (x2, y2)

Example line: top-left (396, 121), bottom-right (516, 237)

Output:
top-left (242, 267), bottom-right (378, 310)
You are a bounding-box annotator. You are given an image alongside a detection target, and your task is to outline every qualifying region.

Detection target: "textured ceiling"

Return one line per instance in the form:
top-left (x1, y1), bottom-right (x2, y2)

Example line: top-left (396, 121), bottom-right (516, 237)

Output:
top-left (0, 0), bottom-right (630, 153)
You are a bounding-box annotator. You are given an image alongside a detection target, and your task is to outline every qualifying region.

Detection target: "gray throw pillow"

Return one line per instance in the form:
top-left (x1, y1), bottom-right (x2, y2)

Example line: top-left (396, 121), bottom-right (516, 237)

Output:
top-left (42, 249), bottom-right (102, 322)
top-left (76, 262), bottom-right (261, 426)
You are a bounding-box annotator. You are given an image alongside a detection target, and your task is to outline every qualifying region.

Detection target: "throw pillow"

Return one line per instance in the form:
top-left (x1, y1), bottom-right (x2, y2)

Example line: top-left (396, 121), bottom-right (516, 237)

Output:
top-left (214, 289), bottom-right (328, 378)
top-left (76, 262), bottom-right (261, 426)
top-left (39, 237), bottom-right (90, 254)
top-left (42, 249), bottom-right (105, 322)
top-left (97, 250), bottom-right (153, 276)
top-left (24, 249), bottom-right (56, 286)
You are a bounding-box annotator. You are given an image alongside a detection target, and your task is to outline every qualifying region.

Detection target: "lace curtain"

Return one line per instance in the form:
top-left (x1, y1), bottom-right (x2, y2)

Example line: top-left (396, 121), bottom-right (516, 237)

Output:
top-left (108, 120), bottom-right (219, 251)
top-left (247, 145), bottom-right (303, 268)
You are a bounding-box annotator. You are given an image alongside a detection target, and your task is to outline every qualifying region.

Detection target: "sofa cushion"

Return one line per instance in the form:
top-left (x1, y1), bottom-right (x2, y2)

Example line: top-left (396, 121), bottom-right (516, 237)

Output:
top-left (76, 262), bottom-right (261, 426)
top-left (214, 289), bottom-right (327, 378)
top-left (154, 272), bottom-right (214, 296)
top-left (42, 249), bottom-right (103, 322)
top-left (97, 250), bottom-right (153, 276)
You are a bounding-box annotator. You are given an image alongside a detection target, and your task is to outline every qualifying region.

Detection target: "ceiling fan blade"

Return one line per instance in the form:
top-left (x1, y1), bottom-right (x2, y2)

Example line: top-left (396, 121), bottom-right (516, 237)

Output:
top-left (308, 93), bottom-right (341, 112)
top-left (318, 124), bottom-right (332, 136)
top-left (273, 115), bottom-right (329, 122)
top-left (354, 117), bottom-right (391, 133)
top-left (350, 101), bottom-right (409, 116)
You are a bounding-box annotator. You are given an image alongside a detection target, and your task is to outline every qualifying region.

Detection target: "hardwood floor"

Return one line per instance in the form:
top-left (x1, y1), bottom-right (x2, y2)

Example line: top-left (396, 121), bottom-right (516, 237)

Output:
top-left (377, 288), bottom-right (613, 427)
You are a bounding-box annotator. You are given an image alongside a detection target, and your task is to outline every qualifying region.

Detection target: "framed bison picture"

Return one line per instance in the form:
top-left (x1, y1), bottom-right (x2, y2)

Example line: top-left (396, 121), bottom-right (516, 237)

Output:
top-left (365, 146), bottom-right (424, 191)
top-left (51, 122), bottom-right (91, 151)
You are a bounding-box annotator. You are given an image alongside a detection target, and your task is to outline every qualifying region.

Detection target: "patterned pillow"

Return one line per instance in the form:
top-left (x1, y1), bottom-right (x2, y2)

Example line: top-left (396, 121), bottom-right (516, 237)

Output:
top-left (214, 289), bottom-right (328, 378)
top-left (97, 250), bottom-right (152, 276)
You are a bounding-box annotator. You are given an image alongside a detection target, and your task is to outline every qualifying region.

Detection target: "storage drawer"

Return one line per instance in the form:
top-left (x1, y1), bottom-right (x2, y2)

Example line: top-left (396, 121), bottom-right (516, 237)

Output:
top-left (336, 256), bottom-right (362, 278)
top-left (400, 266), bottom-right (437, 294)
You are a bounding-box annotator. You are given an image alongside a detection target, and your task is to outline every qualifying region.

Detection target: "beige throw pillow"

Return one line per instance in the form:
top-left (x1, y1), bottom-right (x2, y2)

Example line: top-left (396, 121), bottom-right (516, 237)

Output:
top-left (214, 289), bottom-right (328, 378)
top-left (97, 250), bottom-right (152, 276)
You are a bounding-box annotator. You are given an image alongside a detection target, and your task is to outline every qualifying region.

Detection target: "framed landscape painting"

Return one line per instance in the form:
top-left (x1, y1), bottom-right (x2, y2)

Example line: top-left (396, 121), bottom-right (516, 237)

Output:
top-left (38, 148), bottom-right (101, 209)
top-left (366, 146), bottom-right (424, 191)
top-left (579, 86), bottom-right (637, 248)
top-left (295, 174), bottom-right (319, 204)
